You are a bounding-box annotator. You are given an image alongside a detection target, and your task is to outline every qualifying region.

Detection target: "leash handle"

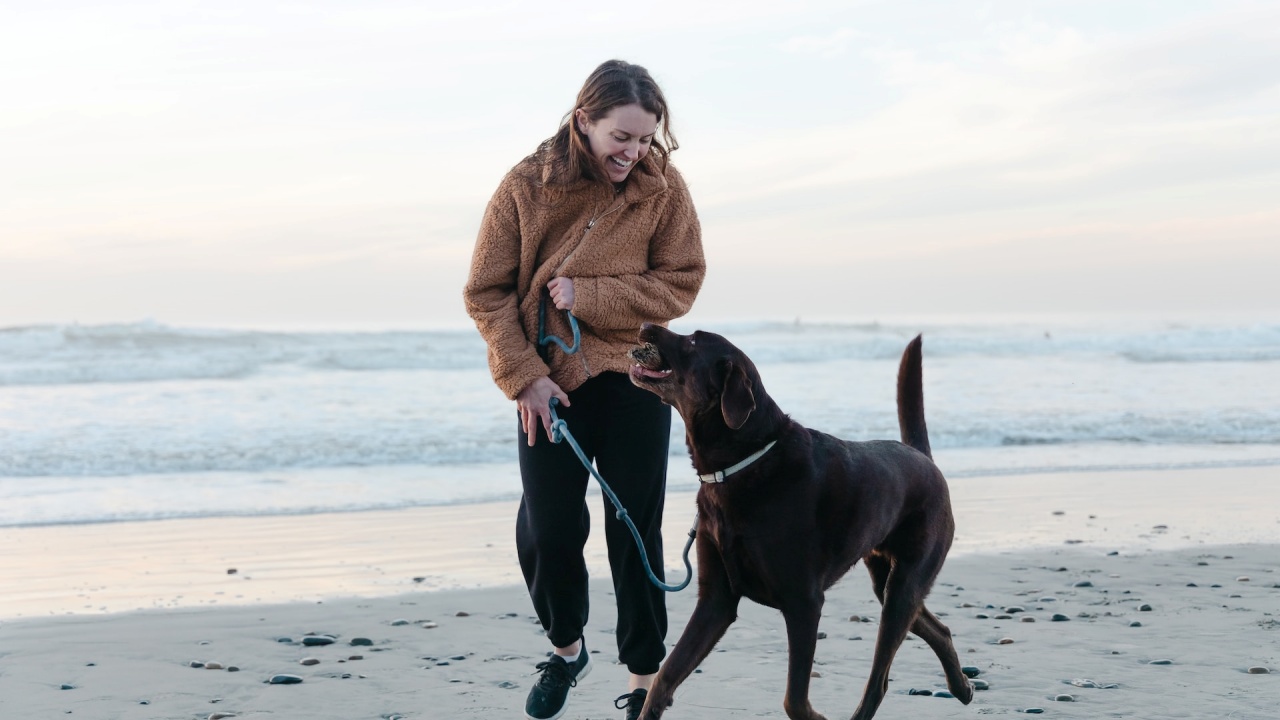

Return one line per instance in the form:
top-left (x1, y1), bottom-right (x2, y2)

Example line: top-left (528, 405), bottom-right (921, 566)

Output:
top-left (538, 295), bottom-right (581, 355)
top-left (547, 397), bottom-right (695, 593)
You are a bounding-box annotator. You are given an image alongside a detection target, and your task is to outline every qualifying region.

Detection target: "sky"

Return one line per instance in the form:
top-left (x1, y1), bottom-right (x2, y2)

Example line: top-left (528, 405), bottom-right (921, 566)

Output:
top-left (2, 0), bottom-right (1278, 329)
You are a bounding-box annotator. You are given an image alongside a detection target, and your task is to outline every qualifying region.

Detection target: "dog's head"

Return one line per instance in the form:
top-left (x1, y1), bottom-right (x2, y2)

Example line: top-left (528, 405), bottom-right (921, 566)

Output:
top-left (628, 323), bottom-right (761, 431)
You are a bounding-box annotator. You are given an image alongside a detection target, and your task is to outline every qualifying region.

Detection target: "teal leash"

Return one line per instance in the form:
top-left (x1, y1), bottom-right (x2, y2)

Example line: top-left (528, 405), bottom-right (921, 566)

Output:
top-left (548, 396), bottom-right (695, 593)
top-left (537, 296), bottom-right (694, 592)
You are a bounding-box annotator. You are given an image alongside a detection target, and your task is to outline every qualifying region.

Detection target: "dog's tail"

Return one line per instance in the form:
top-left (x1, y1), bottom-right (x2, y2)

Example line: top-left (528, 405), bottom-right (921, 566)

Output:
top-left (896, 334), bottom-right (932, 459)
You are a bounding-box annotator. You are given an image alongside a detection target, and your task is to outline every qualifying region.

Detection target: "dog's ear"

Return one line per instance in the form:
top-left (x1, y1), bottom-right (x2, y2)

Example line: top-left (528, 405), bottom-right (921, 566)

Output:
top-left (720, 359), bottom-right (755, 430)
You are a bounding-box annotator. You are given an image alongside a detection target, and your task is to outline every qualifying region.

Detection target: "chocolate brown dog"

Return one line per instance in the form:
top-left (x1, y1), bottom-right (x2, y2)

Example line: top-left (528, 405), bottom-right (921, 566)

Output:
top-left (628, 324), bottom-right (972, 720)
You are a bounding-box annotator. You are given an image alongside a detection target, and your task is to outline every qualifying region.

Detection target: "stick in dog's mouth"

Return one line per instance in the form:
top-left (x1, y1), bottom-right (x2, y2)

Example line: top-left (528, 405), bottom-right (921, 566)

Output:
top-left (629, 343), bottom-right (672, 381)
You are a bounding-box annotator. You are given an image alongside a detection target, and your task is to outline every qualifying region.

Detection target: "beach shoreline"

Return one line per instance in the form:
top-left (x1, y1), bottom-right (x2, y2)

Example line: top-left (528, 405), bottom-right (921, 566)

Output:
top-left (3, 465), bottom-right (1277, 620)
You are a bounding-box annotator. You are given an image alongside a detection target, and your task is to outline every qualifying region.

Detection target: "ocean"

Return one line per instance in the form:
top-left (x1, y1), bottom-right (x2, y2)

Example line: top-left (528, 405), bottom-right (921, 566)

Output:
top-left (2, 316), bottom-right (1278, 527)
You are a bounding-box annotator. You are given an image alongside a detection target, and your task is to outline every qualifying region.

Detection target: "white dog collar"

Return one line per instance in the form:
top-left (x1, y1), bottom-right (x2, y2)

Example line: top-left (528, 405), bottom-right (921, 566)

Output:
top-left (698, 440), bottom-right (778, 484)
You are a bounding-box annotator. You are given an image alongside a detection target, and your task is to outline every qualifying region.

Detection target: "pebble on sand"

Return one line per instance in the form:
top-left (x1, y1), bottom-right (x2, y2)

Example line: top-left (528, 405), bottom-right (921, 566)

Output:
top-left (209, 712), bottom-right (238, 720)
top-left (997, 638), bottom-right (1015, 645)
top-left (267, 674), bottom-right (304, 685)
top-left (300, 658), bottom-right (320, 666)
top-left (961, 666), bottom-right (982, 678)
top-left (971, 679), bottom-right (990, 690)
top-left (1148, 659), bottom-right (1174, 665)
top-left (1051, 613), bottom-right (1071, 622)
top-left (1054, 694), bottom-right (1076, 702)
top-left (204, 662), bottom-right (224, 670)
top-left (302, 636), bottom-right (336, 646)
top-left (1246, 666), bottom-right (1270, 674)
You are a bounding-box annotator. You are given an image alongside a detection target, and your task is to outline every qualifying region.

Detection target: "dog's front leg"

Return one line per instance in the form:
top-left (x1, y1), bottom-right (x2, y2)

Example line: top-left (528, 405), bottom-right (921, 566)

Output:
top-left (780, 597), bottom-right (828, 720)
top-left (639, 539), bottom-right (740, 720)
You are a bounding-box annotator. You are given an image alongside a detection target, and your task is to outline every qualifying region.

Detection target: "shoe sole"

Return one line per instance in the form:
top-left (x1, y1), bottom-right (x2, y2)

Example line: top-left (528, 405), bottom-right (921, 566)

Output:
top-left (523, 653), bottom-right (592, 720)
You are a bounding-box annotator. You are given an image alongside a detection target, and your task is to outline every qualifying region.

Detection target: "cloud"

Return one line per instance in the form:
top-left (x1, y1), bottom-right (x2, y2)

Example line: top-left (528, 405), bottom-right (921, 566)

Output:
top-left (778, 28), bottom-right (863, 59)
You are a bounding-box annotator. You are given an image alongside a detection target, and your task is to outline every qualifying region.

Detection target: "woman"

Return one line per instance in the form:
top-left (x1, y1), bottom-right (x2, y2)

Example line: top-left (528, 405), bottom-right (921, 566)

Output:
top-left (463, 59), bottom-right (705, 720)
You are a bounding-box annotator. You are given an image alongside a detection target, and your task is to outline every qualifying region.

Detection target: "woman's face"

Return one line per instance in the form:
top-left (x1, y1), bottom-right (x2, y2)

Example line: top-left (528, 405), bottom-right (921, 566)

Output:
top-left (576, 103), bottom-right (658, 183)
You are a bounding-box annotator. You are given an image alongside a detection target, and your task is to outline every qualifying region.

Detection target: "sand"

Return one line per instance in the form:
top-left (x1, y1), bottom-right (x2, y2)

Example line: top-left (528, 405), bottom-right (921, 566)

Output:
top-left (2, 465), bottom-right (1278, 719)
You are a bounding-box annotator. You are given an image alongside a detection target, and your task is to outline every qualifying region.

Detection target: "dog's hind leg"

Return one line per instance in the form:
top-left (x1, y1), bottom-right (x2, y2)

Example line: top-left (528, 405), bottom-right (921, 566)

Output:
top-left (849, 561), bottom-right (930, 720)
top-left (780, 596), bottom-right (829, 720)
top-left (864, 553), bottom-right (890, 603)
top-left (865, 552), bottom-right (969, 700)
top-left (911, 607), bottom-right (974, 703)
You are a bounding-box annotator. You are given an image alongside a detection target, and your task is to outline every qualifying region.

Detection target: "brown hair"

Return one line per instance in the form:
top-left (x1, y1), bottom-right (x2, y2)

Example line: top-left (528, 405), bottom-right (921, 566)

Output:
top-left (536, 60), bottom-right (678, 187)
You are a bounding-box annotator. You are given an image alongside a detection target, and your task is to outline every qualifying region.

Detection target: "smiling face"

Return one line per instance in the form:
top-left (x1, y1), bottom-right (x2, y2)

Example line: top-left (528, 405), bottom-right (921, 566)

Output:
top-left (576, 103), bottom-right (658, 183)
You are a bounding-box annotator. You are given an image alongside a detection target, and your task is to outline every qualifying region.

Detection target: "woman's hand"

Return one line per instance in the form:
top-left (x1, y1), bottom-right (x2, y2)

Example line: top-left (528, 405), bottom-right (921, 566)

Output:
top-left (516, 376), bottom-right (570, 446)
top-left (548, 277), bottom-right (575, 311)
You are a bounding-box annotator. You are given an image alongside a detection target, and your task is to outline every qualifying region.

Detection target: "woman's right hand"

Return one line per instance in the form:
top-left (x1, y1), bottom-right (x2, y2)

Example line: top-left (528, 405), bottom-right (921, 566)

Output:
top-left (516, 376), bottom-right (570, 446)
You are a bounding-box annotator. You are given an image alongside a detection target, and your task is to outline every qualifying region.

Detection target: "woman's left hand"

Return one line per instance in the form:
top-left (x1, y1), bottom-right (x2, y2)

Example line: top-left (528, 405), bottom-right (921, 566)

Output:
top-left (548, 277), bottom-right (575, 311)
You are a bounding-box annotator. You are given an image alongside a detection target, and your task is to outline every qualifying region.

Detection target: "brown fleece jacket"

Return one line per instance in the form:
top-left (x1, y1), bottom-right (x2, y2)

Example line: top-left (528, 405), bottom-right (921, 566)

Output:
top-left (464, 154), bottom-right (705, 400)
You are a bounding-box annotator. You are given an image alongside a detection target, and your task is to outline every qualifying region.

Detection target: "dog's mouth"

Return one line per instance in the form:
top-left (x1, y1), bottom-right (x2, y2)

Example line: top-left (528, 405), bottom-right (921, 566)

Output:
top-left (628, 343), bottom-right (672, 382)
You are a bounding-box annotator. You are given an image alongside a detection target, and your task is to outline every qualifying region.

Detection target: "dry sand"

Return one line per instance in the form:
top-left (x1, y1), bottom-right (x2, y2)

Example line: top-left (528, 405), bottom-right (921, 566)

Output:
top-left (2, 465), bottom-right (1278, 719)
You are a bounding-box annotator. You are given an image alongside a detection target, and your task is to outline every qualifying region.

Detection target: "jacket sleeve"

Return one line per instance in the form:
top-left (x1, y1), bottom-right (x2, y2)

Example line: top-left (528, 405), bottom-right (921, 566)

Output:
top-left (571, 179), bottom-right (706, 330)
top-left (462, 177), bottom-right (551, 400)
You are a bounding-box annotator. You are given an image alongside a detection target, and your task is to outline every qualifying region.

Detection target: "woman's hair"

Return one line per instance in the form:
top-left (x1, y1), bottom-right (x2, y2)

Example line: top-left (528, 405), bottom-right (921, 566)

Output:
top-left (536, 60), bottom-right (678, 186)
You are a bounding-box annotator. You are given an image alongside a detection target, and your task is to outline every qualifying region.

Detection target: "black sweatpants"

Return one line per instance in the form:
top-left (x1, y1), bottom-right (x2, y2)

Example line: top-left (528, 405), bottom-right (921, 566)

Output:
top-left (516, 371), bottom-right (671, 675)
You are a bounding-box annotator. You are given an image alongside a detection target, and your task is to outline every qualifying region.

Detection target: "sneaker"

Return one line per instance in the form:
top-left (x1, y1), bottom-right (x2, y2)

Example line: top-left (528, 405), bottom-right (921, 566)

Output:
top-left (524, 638), bottom-right (592, 720)
top-left (614, 688), bottom-right (647, 720)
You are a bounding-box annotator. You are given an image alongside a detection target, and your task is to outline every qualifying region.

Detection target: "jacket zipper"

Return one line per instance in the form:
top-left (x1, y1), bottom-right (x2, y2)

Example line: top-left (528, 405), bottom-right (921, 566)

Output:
top-left (551, 195), bottom-right (627, 380)
top-left (553, 197), bottom-right (626, 276)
